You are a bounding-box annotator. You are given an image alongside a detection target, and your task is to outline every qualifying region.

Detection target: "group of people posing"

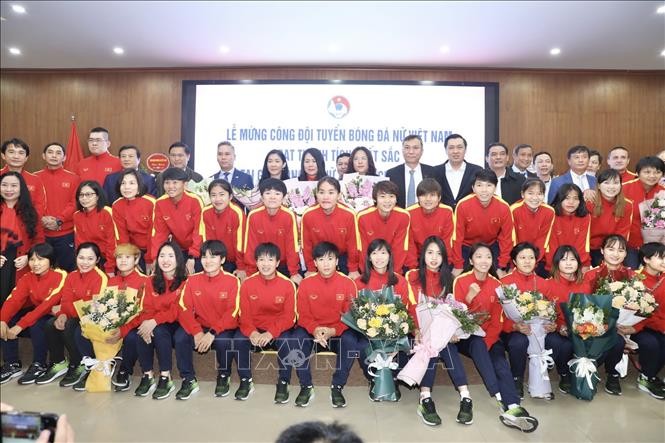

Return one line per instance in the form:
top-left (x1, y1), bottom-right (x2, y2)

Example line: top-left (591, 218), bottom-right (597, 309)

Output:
top-left (1, 129), bottom-right (664, 433)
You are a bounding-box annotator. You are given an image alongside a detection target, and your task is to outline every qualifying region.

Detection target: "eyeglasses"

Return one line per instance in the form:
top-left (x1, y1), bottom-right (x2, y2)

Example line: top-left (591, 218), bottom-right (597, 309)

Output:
top-left (88, 138), bottom-right (107, 144)
top-left (79, 192), bottom-right (97, 198)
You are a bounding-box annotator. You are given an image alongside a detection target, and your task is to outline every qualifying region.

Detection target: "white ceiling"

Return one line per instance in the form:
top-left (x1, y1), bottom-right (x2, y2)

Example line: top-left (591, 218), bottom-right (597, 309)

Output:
top-left (1, 1), bottom-right (664, 70)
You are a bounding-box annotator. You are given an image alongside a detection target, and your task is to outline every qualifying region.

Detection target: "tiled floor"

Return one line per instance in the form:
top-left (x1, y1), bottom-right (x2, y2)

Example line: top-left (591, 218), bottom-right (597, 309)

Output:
top-left (1, 377), bottom-right (663, 442)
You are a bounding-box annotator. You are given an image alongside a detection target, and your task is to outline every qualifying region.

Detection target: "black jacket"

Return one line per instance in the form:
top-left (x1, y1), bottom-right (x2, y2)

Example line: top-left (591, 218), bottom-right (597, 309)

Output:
top-left (386, 163), bottom-right (436, 208)
top-left (432, 161), bottom-right (484, 209)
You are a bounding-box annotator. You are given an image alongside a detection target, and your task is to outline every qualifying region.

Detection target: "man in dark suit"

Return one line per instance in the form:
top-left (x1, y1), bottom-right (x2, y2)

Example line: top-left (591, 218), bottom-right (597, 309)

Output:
top-left (486, 142), bottom-right (525, 205)
top-left (548, 145), bottom-right (597, 204)
top-left (511, 144), bottom-right (538, 179)
top-left (102, 144), bottom-right (157, 202)
top-left (211, 141), bottom-right (254, 189)
top-left (385, 134), bottom-right (436, 208)
top-left (154, 142), bottom-right (204, 197)
top-left (432, 133), bottom-right (483, 209)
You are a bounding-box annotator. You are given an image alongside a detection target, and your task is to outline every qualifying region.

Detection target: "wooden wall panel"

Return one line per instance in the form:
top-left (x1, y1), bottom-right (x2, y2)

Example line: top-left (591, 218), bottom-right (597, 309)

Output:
top-left (1, 67), bottom-right (663, 173)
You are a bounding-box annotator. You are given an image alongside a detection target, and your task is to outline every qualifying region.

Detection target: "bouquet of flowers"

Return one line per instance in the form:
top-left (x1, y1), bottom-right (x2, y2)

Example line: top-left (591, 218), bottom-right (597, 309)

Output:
top-left (639, 190), bottom-right (665, 244)
top-left (74, 286), bottom-right (141, 392)
top-left (599, 276), bottom-right (658, 375)
top-left (341, 287), bottom-right (414, 401)
top-left (232, 185), bottom-right (262, 209)
top-left (341, 173), bottom-right (388, 213)
top-left (186, 178), bottom-right (212, 206)
top-left (561, 293), bottom-right (619, 401)
top-left (443, 294), bottom-right (488, 339)
top-left (496, 285), bottom-right (557, 398)
top-left (283, 179), bottom-right (317, 216)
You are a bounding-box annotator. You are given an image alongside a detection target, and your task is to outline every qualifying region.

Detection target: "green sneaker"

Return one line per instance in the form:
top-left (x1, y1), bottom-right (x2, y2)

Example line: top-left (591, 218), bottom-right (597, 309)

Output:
top-left (18, 363), bottom-right (47, 385)
top-left (152, 375), bottom-right (175, 400)
top-left (456, 397), bottom-right (473, 425)
top-left (134, 374), bottom-right (156, 397)
top-left (637, 374), bottom-right (665, 400)
top-left (604, 374), bottom-right (622, 396)
top-left (215, 374), bottom-right (230, 397)
top-left (72, 371), bottom-right (90, 391)
top-left (234, 378), bottom-right (254, 400)
top-left (59, 364), bottom-right (85, 387)
top-left (417, 398), bottom-right (442, 426)
top-left (36, 360), bottom-right (69, 385)
top-left (330, 385), bottom-right (346, 408)
top-left (274, 380), bottom-right (290, 404)
top-left (500, 406), bottom-right (539, 433)
top-left (175, 378), bottom-right (200, 400)
top-left (558, 373), bottom-right (572, 394)
top-left (295, 385), bottom-right (315, 407)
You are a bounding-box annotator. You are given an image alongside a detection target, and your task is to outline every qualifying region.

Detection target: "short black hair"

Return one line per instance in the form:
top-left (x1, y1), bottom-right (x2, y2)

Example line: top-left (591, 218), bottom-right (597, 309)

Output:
top-left (640, 242), bottom-right (665, 264)
top-left (487, 142), bottom-right (508, 154)
top-left (255, 242), bottom-right (280, 261)
top-left (208, 178), bottom-right (233, 195)
top-left (169, 141), bottom-right (191, 155)
top-left (89, 127), bottom-right (109, 138)
top-left (445, 133), bottom-right (467, 148)
top-left (259, 177), bottom-right (287, 195)
top-left (76, 180), bottom-right (107, 211)
top-left (566, 145), bottom-right (590, 159)
top-left (76, 242), bottom-right (102, 261)
top-left (473, 169), bottom-right (498, 186)
top-left (372, 180), bottom-right (399, 201)
top-left (115, 169), bottom-right (147, 199)
top-left (312, 241), bottom-right (340, 260)
top-left (416, 178), bottom-right (442, 197)
top-left (635, 156), bottom-right (665, 175)
top-left (513, 144), bottom-right (533, 156)
top-left (336, 152), bottom-right (351, 161)
top-left (1, 138), bottom-right (30, 156)
top-left (601, 234), bottom-right (627, 250)
top-left (162, 167), bottom-right (189, 182)
top-left (588, 149), bottom-right (602, 164)
top-left (510, 242), bottom-right (539, 262)
top-left (28, 243), bottom-right (56, 268)
top-left (42, 142), bottom-right (65, 155)
top-left (118, 144), bottom-right (141, 160)
top-left (275, 421), bottom-right (362, 443)
top-left (521, 177), bottom-right (546, 194)
top-left (200, 240), bottom-right (227, 259)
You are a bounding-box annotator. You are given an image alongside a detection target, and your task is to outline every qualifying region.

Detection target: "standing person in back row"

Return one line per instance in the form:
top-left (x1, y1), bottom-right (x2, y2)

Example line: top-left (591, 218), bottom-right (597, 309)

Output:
top-left (154, 142), bottom-right (203, 197)
top-left (547, 145), bottom-right (597, 204)
top-left (433, 134), bottom-right (483, 209)
top-left (76, 127), bottom-right (122, 186)
top-left (386, 135), bottom-right (436, 208)
top-left (210, 141), bottom-right (254, 189)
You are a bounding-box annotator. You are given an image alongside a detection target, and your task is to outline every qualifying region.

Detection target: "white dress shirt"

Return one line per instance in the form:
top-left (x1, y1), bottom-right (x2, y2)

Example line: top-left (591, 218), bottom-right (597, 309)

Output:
top-left (445, 161), bottom-right (466, 199)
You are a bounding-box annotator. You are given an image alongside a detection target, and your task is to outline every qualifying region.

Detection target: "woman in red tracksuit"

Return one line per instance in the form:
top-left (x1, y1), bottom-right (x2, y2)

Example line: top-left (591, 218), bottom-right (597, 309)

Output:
top-left (546, 183), bottom-right (590, 272)
top-left (111, 169), bottom-right (155, 273)
top-left (0, 243), bottom-right (66, 385)
top-left (73, 180), bottom-right (117, 275)
top-left (202, 179), bottom-right (246, 279)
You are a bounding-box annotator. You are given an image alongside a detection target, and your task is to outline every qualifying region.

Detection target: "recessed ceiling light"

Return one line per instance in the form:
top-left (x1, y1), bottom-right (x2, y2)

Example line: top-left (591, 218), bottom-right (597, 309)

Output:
top-left (420, 80), bottom-right (434, 85)
top-left (240, 79), bottom-right (253, 84)
top-left (219, 45), bottom-right (230, 54)
top-left (9, 47), bottom-right (21, 55)
top-left (113, 47), bottom-right (124, 55)
top-left (661, 49), bottom-right (665, 57)
top-left (330, 79), bottom-right (343, 84)
top-left (657, 5), bottom-right (665, 14)
top-left (11, 4), bottom-right (26, 14)
top-left (439, 45), bottom-right (450, 54)
top-left (550, 47), bottom-right (561, 56)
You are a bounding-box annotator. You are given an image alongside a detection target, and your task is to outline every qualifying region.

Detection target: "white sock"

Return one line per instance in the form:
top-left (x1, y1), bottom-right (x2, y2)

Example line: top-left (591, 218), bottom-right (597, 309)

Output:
top-left (459, 388), bottom-right (470, 400)
top-left (420, 391), bottom-right (431, 401)
top-left (508, 403), bottom-right (520, 411)
top-left (495, 393), bottom-right (502, 402)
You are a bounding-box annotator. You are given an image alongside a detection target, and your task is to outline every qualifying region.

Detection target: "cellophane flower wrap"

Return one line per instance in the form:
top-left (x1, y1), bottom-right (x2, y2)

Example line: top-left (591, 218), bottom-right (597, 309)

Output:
top-left (232, 185), bottom-right (262, 209)
top-left (341, 286), bottom-right (414, 401)
top-left (639, 190), bottom-right (665, 244)
top-left (341, 173), bottom-right (388, 213)
top-left (74, 286), bottom-right (141, 392)
top-left (283, 179), bottom-right (317, 217)
top-left (186, 178), bottom-right (212, 206)
top-left (561, 293), bottom-right (619, 401)
top-left (496, 284), bottom-right (558, 398)
top-left (599, 275), bottom-right (658, 375)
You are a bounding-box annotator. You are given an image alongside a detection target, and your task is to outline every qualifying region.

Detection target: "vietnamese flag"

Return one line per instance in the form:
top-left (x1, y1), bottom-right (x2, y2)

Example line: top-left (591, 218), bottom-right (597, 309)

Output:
top-left (64, 117), bottom-right (84, 173)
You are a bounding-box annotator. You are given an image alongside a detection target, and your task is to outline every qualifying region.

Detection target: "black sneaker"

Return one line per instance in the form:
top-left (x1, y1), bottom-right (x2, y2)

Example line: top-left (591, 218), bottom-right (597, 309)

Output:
top-left (17, 363), bottom-right (47, 385)
top-left (215, 374), bottom-right (230, 397)
top-left (417, 397), bottom-right (442, 426)
top-left (59, 364), bottom-right (85, 387)
top-left (369, 380), bottom-right (379, 402)
top-left (175, 378), bottom-right (200, 400)
top-left (514, 376), bottom-right (524, 400)
top-left (152, 375), bottom-right (175, 400)
top-left (0, 362), bottom-right (23, 384)
top-left (394, 380), bottom-right (402, 402)
top-left (558, 373), bottom-right (572, 394)
top-left (605, 374), bottom-right (622, 396)
top-left (274, 380), bottom-right (290, 404)
top-left (35, 360), bottom-right (68, 385)
top-left (294, 385), bottom-right (315, 407)
top-left (72, 371), bottom-right (90, 391)
top-left (330, 385), bottom-right (346, 408)
top-left (637, 374), bottom-right (665, 400)
top-left (234, 378), bottom-right (254, 400)
top-left (134, 374), bottom-right (156, 397)
top-left (456, 397), bottom-right (474, 425)
top-left (113, 370), bottom-right (131, 392)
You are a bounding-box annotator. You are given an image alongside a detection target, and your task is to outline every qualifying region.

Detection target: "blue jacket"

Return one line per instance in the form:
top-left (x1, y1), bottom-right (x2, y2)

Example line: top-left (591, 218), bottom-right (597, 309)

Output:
top-left (547, 171), bottom-right (597, 204)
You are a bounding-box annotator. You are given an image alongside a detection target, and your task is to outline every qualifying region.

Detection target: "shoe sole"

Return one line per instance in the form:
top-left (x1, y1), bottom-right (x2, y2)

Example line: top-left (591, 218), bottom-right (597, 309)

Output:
top-left (295, 391), bottom-right (315, 407)
top-left (36, 368), bottom-right (69, 385)
top-left (114, 382), bottom-right (131, 392)
top-left (330, 395), bottom-right (347, 408)
top-left (558, 387), bottom-right (570, 395)
top-left (499, 415), bottom-right (538, 433)
top-left (604, 387), bottom-right (622, 396)
top-left (234, 386), bottom-right (255, 401)
top-left (416, 408), bottom-right (441, 426)
top-left (153, 385), bottom-right (176, 400)
top-left (61, 369), bottom-right (87, 388)
top-left (215, 389), bottom-right (230, 398)
top-left (274, 397), bottom-right (290, 404)
top-left (456, 418), bottom-right (474, 425)
top-left (18, 373), bottom-right (45, 385)
top-left (135, 384), bottom-right (156, 397)
top-left (637, 383), bottom-right (665, 400)
top-left (1, 370), bottom-right (24, 384)
top-left (176, 385), bottom-right (200, 400)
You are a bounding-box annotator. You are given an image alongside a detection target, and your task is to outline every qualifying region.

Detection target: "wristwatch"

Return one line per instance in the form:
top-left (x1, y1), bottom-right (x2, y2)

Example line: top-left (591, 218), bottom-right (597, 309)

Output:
top-left (208, 329), bottom-right (217, 336)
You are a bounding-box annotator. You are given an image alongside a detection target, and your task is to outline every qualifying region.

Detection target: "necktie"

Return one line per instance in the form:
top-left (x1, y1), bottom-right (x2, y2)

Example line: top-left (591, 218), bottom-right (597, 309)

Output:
top-left (223, 171), bottom-right (230, 182)
top-left (407, 170), bottom-right (416, 207)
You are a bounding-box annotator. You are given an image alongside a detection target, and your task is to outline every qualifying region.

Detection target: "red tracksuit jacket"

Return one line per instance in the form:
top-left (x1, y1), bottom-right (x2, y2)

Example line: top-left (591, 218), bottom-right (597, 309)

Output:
top-left (635, 271), bottom-right (664, 333)
top-left (151, 192), bottom-right (204, 260)
top-left (239, 272), bottom-right (296, 338)
top-left (76, 152), bottom-right (122, 185)
top-left (500, 270), bottom-right (553, 332)
top-left (356, 207), bottom-right (410, 272)
top-left (244, 206), bottom-right (300, 276)
top-left (406, 204), bottom-right (454, 269)
top-left (452, 271), bottom-right (503, 349)
top-left (108, 269), bottom-right (148, 291)
top-left (545, 214), bottom-right (591, 270)
top-left (0, 167), bottom-right (47, 218)
top-left (0, 203), bottom-right (45, 259)
top-left (510, 201), bottom-right (555, 263)
top-left (301, 204), bottom-right (359, 273)
top-left (545, 276), bottom-right (592, 329)
top-left (586, 196), bottom-right (634, 251)
top-left (405, 268), bottom-right (450, 328)
top-left (622, 180), bottom-right (665, 249)
top-left (583, 263), bottom-right (635, 293)
top-left (178, 271), bottom-right (240, 336)
top-left (35, 167), bottom-right (80, 237)
top-left (112, 196), bottom-right (155, 264)
top-left (355, 270), bottom-right (416, 323)
top-left (296, 272), bottom-right (357, 335)
top-left (452, 195), bottom-right (514, 269)
top-left (56, 267), bottom-right (109, 318)
top-left (73, 207), bottom-right (118, 273)
top-left (120, 276), bottom-right (186, 337)
top-left (202, 202), bottom-right (245, 271)
top-left (1, 268), bottom-right (67, 329)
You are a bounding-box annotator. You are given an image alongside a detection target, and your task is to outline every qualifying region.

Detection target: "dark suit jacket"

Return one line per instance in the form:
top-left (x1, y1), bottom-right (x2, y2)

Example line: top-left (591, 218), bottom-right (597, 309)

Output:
top-left (385, 163), bottom-right (436, 208)
top-left (102, 169), bottom-right (157, 203)
top-left (212, 169), bottom-right (254, 190)
top-left (547, 171), bottom-right (597, 204)
top-left (433, 161), bottom-right (483, 209)
top-left (498, 168), bottom-right (526, 205)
